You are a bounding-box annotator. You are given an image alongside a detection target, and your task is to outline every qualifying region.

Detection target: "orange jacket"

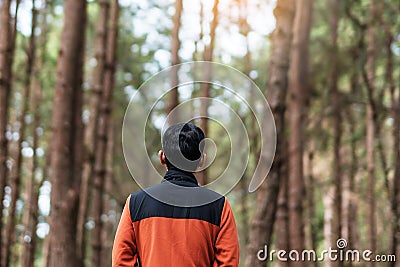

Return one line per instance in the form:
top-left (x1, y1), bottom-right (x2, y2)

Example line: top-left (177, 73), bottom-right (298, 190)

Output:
top-left (112, 170), bottom-right (239, 267)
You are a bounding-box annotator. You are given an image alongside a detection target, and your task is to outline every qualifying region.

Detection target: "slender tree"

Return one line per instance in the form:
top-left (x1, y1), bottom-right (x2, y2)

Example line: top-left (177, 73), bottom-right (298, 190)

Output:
top-left (77, 0), bottom-right (110, 262)
top-left (238, 0), bottom-right (254, 256)
top-left (20, 43), bottom-right (46, 267)
top-left (198, 0), bottom-right (218, 185)
top-left (100, 118), bottom-right (115, 267)
top-left (343, 1), bottom-right (366, 258)
top-left (0, 1), bottom-right (13, 260)
top-left (47, 0), bottom-right (87, 265)
top-left (305, 149), bottom-right (317, 267)
top-left (3, 0), bottom-right (38, 264)
top-left (275, 149), bottom-right (289, 267)
top-left (91, 0), bottom-right (118, 265)
top-left (245, 0), bottom-right (295, 266)
top-left (328, 1), bottom-right (343, 266)
top-left (387, 13), bottom-right (400, 266)
top-left (193, 0), bottom-right (203, 62)
top-left (167, 0), bottom-right (183, 125)
top-left (365, 0), bottom-right (377, 264)
top-left (344, 67), bottom-right (361, 267)
top-left (20, 13), bottom-right (45, 264)
top-left (287, 1), bottom-right (313, 266)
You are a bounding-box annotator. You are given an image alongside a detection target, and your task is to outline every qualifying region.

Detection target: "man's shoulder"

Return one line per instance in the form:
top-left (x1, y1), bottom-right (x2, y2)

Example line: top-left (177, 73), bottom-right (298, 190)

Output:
top-left (128, 183), bottom-right (227, 225)
top-left (130, 182), bottom-right (225, 207)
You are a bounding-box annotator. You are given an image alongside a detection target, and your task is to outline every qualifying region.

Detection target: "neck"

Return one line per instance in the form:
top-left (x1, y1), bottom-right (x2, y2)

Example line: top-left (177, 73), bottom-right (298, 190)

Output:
top-left (164, 168), bottom-right (198, 186)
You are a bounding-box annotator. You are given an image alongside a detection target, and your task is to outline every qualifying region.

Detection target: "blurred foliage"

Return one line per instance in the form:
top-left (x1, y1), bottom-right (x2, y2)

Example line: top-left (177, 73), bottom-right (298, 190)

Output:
top-left (4, 0), bottom-right (400, 265)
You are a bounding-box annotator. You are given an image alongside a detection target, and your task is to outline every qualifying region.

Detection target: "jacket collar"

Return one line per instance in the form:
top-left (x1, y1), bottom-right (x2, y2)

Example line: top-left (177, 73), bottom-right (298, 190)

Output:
top-left (163, 168), bottom-right (199, 186)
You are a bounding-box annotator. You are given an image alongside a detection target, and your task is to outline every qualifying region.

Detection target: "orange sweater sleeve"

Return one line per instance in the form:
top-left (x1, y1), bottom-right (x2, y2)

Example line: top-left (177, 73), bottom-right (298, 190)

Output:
top-left (112, 195), bottom-right (138, 267)
top-left (213, 198), bottom-right (240, 267)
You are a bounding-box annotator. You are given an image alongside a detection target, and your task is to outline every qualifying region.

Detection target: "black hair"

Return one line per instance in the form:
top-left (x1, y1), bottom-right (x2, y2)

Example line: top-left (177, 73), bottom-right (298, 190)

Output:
top-left (162, 123), bottom-right (205, 172)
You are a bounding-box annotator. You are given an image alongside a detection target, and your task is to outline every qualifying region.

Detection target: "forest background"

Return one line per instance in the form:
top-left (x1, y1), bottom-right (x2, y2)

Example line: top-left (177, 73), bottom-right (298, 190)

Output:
top-left (0, 0), bottom-right (399, 266)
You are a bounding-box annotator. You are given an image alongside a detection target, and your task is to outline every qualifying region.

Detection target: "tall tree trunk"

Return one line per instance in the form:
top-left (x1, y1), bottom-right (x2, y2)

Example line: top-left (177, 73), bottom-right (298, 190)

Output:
top-left (365, 0), bottom-right (377, 265)
top-left (388, 19), bottom-right (400, 267)
top-left (41, 231), bottom-right (51, 267)
top-left (21, 169), bottom-right (43, 267)
top-left (37, 3), bottom-right (53, 266)
top-left (20, 6), bottom-right (45, 263)
top-left (245, 0), bottom-right (294, 266)
top-left (47, 0), bottom-right (87, 265)
top-left (3, 1), bottom-right (38, 265)
top-left (238, 0), bottom-right (251, 254)
top-left (323, 186), bottom-right (334, 267)
top-left (21, 76), bottom-right (45, 267)
top-left (189, 0), bottom-right (203, 119)
top-left (167, 0), bottom-right (182, 125)
top-left (328, 1), bottom-right (343, 266)
top-left (344, 14), bottom-right (365, 261)
top-left (305, 149), bottom-right (317, 267)
top-left (348, 127), bottom-right (358, 247)
top-left (344, 72), bottom-right (360, 267)
top-left (198, 0), bottom-right (218, 185)
top-left (276, 150), bottom-right (289, 267)
top-left (77, 0), bottom-right (110, 262)
top-left (91, 1), bottom-right (118, 265)
top-left (365, 74), bottom-right (376, 267)
top-left (100, 118), bottom-right (115, 267)
top-left (391, 83), bottom-right (400, 266)
top-left (0, 1), bottom-right (14, 261)
top-left (288, 0), bottom-right (313, 266)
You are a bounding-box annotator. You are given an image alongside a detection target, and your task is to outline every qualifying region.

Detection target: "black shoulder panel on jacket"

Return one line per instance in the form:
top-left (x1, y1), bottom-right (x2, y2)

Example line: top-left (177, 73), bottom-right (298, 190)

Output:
top-left (129, 182), bottom-right (225, 226)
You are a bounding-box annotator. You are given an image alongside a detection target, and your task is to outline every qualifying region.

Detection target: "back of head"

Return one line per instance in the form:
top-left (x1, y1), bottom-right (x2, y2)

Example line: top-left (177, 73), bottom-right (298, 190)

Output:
top-left (162, 123), bottom-right (205, 172)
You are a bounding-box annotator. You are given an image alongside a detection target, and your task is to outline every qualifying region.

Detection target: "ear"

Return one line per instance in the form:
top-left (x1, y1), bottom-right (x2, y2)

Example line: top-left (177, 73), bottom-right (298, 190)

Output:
top-left (158, 150), bottom-right (167, 165)
top-left (198, 153), bottom-right (206, 168)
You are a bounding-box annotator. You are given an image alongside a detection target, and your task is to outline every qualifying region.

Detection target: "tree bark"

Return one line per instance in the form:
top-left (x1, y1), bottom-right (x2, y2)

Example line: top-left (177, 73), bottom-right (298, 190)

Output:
top-left (41, 231), bottom-right (51, 267)
top-left (388, 17), bottom-right (400, 267)
top-left (344, 72), bottom-right (361, 267)
top-left (3, 1), bottom-right (37, 265)
top-left (276, 151), bottom-right (289, 267)
top-left (344, 3), bottom-right (365, 260)
top-left (365, 1), bottom-right (377, 265)
top-left (21, 72), bottom-right (45, 267)
top-left (288, 0), bottom-right (313, 266)
top-left (91, 1), bottom-right (118, 265)
top-left (323, 186), bottom-right (334, 267)
top-left (245, 0), bottom-right (294, 266)
top-left (198, 0), bottom-right (218, 185)
top-left (77, 0), bottom-right (110, 262)
top-left (100, 118), bottom-right (115, 267)
top-left (328, 1), bottom-right (343, 266)
top-left (167, 0), bottom-right (182, 125)
top-left (47, 0), bottom-right (87, 265)
top-left (305, 149), bottom-right (317, 267)
top-left (0, 1), bottom-right (14, 261)
top-left (238, 0), bottom-right (252, 256)
top-left (20, 6), bottom-right (45, 263)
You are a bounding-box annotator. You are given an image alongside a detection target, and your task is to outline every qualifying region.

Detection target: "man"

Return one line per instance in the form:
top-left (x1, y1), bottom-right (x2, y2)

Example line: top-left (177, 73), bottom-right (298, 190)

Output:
top-left (112, 123), bottom-right (239, 266)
